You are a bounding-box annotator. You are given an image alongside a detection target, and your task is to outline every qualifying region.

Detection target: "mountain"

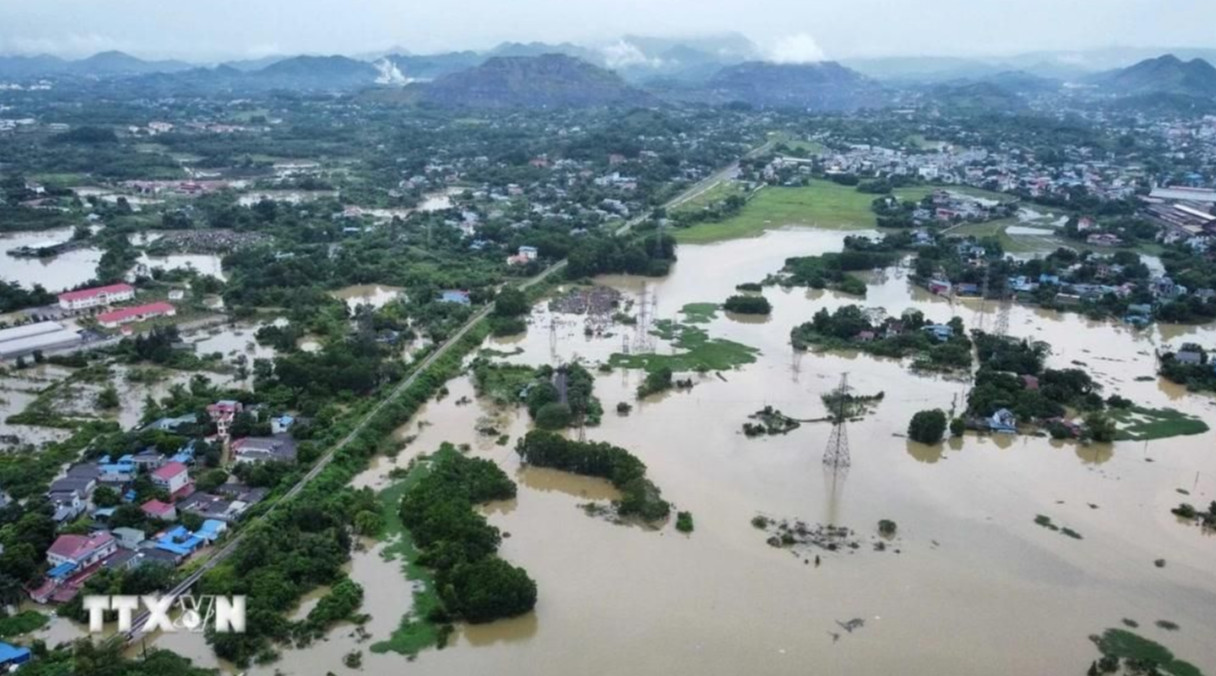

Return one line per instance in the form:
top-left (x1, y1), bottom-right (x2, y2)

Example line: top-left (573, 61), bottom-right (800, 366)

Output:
top-left (383, 51), bottom-right (484, 82)
top-left (1090, 54), bottom-right (1216, 98)
top-left (69, 51), bottom-right (193, 76)
top-left (250, 55), bottom-right (380, 89)
top-left (923, 81), bottom-right (1028, 112)
top-left (0, 54), bottom-right (67, 78)
top-left (487, 41), bottom-right (597, 61)
top-left (600, 33), bottom-right (759, 84)
top-left (419, 54), bottom-right (654, 109)
top-left (699, 61), bottom-right (885, 111)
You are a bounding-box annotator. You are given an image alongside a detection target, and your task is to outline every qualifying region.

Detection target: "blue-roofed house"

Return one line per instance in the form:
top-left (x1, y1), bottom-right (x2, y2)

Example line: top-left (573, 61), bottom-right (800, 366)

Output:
top-left (922, 324), bottom-right (954, 342)
top-left (196, 519), bottom-right (228, 543)
top-left (989, 409), bottom-right (1017, 433)
top-left (155, 525), bottom-right (204, 561)
top-left (270, 415), bottom-right (295, 435)
top-left (1039, 274), bottom-right (1061, 285)
top-left (0, 641), bottom-right (32, 668)
top-left (439, 290), bottom-right (471, 305)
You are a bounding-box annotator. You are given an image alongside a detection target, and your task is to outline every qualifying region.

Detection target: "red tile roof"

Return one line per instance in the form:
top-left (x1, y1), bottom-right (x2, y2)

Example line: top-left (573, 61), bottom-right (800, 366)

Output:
top-left (57, 283), bottom-right (133, 303)
top-left (47, 532), bottom-right (115, 561)
top-left (152, 461), bottom-right (188, 481)
top-left (97, 301), bottom-right (174, 325)
top-left (142, 499), bottom-right (175, 517)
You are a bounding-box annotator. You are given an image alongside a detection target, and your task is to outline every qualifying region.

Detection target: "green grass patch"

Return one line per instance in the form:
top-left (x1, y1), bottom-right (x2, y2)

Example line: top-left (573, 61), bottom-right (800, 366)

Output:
top-left (369, 459), bottom-right (442, 656)
top-left (1093, 628), bottom-right (1204, 676)
top-left (609, 319), bottom-right (759, 374)
top-left (679, 303), bottom-right (720, 324)
top-left (1108, 406), bottom-right (1210, 442)
top-left (671, 181), bottom-right (747, 214)
top-left (0, 610), bottom-right (48, 638)
top-left (673, 181), bottom-right (899, 244)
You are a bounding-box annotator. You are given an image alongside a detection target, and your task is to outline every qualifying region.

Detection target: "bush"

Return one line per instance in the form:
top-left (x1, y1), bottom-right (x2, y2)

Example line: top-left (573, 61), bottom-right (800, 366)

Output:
top-left (723, 295), bottom-right (772, 315)
top-left (676, 511), bottom-right (694, 533)
top-left (535, 402), bottom-right (573, 429)
top-left (878, 519), bottom-right (897, 537)
top-left (735, 282), bottom-right (763, 292)
top-left (616, 402), bottom-right (632, 415)
top-left (949, 417), bottom-right (965, 437)
top-left (908, 409), bottom-right (947, 444)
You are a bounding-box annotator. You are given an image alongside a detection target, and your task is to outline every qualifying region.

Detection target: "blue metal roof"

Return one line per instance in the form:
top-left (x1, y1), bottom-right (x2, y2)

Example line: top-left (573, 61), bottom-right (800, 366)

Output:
top-left (0, 641), bottom-right (30, 665)
top-left (48, 561), bottom-right (78, 579)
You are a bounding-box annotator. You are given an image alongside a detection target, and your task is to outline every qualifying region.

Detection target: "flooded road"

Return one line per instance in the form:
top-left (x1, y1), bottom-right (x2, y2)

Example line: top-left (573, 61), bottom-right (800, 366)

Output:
top-left (148, 227), bottom-right (1216, 675)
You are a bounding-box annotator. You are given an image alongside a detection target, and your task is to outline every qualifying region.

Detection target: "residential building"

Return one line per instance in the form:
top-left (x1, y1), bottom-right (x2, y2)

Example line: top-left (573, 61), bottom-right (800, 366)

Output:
top-left (96, 301), bottom-right (176, 329)
top-left (46, 532), bottom-right (117, 568)
top-left (141, 499), bottom-right (177, 521)
top-left (57, 283), bottom-right (135, 311)
top-left (232, 434), bottom-right (297, 464)
top-left (112, 527), bottom-right (147, 550)
top-left (207, 400), bottom-right (243, 438)
top-left (151, 461), bottom-right (191, 496)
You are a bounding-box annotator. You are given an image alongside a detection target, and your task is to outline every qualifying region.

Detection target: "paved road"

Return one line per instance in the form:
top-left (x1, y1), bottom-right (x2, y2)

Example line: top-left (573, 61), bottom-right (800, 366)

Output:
top-left (124, 152), bottom-right (750, 640)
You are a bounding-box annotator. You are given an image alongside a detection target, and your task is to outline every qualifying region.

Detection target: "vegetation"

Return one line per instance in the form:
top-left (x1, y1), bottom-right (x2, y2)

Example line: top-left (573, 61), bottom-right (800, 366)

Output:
top-left (397, 445), bottom-right (536, 624)
top-left (743, 406), bottom-right (802, 437)
top-left (907, 410), bottom-right (947, 444)
top-left (722, 294), bottom-right (772, 315)
top-left (1088, 628), bottom-right (1204, 676)
top-left (516, 430), bottom-right (671, 522)
top-left (791, 306), bottom-right (972, 371)
top-left (1171, 501), bottom-right (1216, 529)
top-left (610, 318), bottom-right (760, 375)
top-left (676, 511), bottom-right (695, 533)
top-left (878, 520), bottom-right (898, 537)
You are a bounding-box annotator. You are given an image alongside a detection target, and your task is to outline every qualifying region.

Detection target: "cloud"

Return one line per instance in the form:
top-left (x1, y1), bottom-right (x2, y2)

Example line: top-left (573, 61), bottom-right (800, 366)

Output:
top-left (766, 33), bottom-right (827, 64)
top-left (599, 39), bottom-right (662, 69)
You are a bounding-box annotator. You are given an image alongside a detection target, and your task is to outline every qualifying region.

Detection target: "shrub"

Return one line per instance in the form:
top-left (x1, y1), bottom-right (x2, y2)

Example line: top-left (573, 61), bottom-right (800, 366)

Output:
top-left (949, 417), bottom-right (965, 437)
top-left (722, 294), bottom-right (772, 315)
top-left (878, 519), bottom-right (897, 537)
top-left (676, 511), bottom-right (694, 533)
top-left (535, 402), bottom-right (573, 429)
top-left (908, 409), bottom-right (947, 444)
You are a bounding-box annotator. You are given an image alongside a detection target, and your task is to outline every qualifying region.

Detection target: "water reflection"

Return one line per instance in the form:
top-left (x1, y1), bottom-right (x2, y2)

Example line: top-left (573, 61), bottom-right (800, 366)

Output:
top-left (455, 612), bottom-right (539, 647)
top-left (906, 438), bottom-right (946, 464)
top-left (1073, 442), bottom-right (1114, 466)
top-left (516, 466), bottom-right (621, 501)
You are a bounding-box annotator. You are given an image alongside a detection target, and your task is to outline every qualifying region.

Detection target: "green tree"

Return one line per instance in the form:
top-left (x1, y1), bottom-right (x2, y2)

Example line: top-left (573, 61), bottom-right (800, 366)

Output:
top-left (494, 286), bottom-right (529, 318)
top-left (908, 409), bottom-right (947, 444)
top-left (97, 385), bottom-right (121, 410)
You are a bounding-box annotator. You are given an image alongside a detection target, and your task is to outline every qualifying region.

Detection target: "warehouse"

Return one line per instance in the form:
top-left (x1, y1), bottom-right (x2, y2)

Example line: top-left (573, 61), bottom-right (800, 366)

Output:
top-left (0, 321), bottom-right (83, 361)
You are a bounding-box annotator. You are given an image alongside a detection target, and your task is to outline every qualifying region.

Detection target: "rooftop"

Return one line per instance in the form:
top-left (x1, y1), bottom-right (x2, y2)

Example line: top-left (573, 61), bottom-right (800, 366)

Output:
top-left (58, 282), bottom-right (134, 303)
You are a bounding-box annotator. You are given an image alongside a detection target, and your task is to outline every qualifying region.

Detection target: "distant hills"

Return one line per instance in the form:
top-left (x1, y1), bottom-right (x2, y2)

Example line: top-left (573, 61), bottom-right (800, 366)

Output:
top-left (1, 42), bottom-right (1215, 111)
top-left (701, 61), bottom-right (885, 111)
top-left (418, 54), bottom-right (653, 109)
top-left (1089, 54), bottom-right (1216, 98)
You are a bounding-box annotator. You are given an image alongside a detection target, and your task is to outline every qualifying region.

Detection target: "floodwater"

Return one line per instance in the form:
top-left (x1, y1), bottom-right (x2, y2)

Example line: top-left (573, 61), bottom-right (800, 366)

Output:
top-left (190, 319), bottom-right (283, 363)
top-left (0, 228), bottom-right (102, 291)
top-left (148, 227), bottom-right (1216, 675)
top-left (134, 252), bottom-right (226, 281)
top-left (331, 284), bottom-right (404, 312)
top-left (236, 190), bottom-right (337, 206)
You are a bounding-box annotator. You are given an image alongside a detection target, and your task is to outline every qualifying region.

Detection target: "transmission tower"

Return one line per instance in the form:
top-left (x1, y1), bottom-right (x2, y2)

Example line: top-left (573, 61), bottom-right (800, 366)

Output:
top-left (823, 374), bottom-right (851, 470)
top-left (549, 316), bottom-right (559, 363)
top-left (975, 267), bottom-right (991, 333)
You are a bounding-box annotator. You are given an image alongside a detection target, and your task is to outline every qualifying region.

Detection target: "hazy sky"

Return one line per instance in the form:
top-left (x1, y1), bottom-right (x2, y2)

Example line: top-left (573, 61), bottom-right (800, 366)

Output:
top-left (1, 0), bottom-right (1214, 60)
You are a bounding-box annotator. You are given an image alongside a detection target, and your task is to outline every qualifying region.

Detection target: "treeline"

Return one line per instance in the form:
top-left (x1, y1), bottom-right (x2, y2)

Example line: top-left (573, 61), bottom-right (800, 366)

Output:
top-left (201, 321), bottom-right (494, 665)
top-left (790, 306), bottom-right (972, 371)
top-left (516, 430), bottom-right (670, 522)
top-left (1159, 345), bottom-right (1216, 393)
top-left (566, 233), bottom-right (676, 279)
top-left (723, 294), bottom-right (771, 315)
top-left (398, 446), bottom-right (536, 623)
top-left (967, 333), bottom-right (1106, 421)
top-left (0, 280), bottom-right (56, 313)
top-left (776, 249), bottom-right (897, 296)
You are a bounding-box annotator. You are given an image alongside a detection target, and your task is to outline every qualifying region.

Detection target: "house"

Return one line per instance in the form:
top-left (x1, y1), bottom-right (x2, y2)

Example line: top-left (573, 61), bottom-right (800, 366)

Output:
top-left (196, 519), bottom-right (228, 543)
top-left (57, 283), bottom-right (135, 311)
top-left (97, 457), bottom-right (137, 483)
top-left (141, 499), bottom-right (177, 521)
top-left (928, 279), bottom-right (952, 295)
top-left (0, 641), bottom-right (32, 669)
top-left (151, 461), bottom-right (191, 496)
top-left (99, 548), bottom-right (140, 573)
top-left (143, 413), bottom-right (198, 433)
top-left (1175, 350), bottom-right (1204, 366)
top-left (208, 399), bottom-right (243, 438)
top-left (154, 525), bottom-right (204, 561)
top-left (112, 526), bottom-right (147, 550)
top-left (922, 324), bottom-right (954, 342)
top-left (439, 290), bottom-right (471, 305)
top-left (989, 408), bottom-right (1017, 433)
top-left (232, 434), bottom-right (297, 464)
top-left (855, 331), bottom-right (876, 343)
top-left (956, 282), bottom-right (980, 296)
top-left (46, 532), bottom-right (117, 568)
top-left (1086, 233), bottom-right (1122, 247)
top-left (506, 245), bottom-right (539, 266)
top-left (178, 484), bottom-right (268, 522)
top-left (96, 301), bottom-right (176, 329)
top-left (1021, 375), bottom-right (1040, 390)
top-left (270, 415), bottom-right (295, 435)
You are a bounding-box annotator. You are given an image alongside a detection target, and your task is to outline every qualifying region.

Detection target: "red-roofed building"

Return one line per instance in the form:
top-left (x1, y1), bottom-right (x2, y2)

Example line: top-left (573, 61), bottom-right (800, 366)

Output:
top-left (96, 302), bottom-right (176, 329)
top-left (46, 532), bottom-right (116, 568)
top-left (142, 499), bottom-right (177, 521)
top-left (151, 461), bottom-right (191, 495)
top-left (207, 400), bottom-right (242, 439)
top-left (57, 283), bottom-right (134, 311)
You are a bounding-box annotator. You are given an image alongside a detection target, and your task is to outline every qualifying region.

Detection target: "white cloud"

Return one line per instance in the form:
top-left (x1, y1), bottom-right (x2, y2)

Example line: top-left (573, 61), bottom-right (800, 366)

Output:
top-left (767, 33), bottom-right (827, 64)
top-left (599, 39), bottom-right (662, 69)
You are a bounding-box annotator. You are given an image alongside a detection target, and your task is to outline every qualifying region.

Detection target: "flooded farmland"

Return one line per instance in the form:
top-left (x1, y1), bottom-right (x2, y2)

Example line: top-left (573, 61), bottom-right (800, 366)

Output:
top-left (145, 227), bottom-right (1216, 675)
top-left (0, 228), bottom-right (102, 291)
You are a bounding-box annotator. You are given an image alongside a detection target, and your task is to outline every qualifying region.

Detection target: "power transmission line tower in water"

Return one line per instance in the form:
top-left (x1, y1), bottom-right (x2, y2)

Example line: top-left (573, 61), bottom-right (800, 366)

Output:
top-left (823, 374), bottom-right (851, 470)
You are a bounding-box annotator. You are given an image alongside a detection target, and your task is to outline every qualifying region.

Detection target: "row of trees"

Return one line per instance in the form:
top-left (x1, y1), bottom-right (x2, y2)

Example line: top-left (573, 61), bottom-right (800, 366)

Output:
top-left (516, 430), bottom-right (671, 522)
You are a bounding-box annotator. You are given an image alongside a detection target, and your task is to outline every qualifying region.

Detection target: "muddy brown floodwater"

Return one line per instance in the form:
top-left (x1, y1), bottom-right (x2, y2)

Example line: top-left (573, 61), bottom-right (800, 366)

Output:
top-left (149, 227), bottom-right (1216, 675)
